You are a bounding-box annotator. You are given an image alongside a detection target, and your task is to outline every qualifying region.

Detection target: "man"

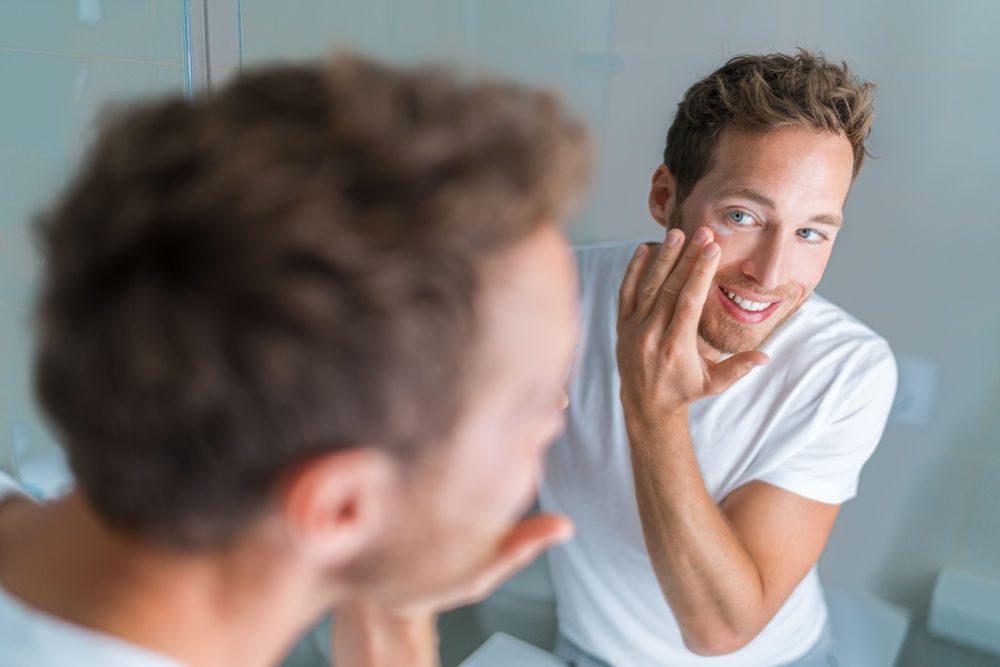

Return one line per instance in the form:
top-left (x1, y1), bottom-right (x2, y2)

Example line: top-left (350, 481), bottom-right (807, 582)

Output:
top-left (541, 50), bottom-right (898, 666)
top-left (0, 55), bottom-right (594, 666)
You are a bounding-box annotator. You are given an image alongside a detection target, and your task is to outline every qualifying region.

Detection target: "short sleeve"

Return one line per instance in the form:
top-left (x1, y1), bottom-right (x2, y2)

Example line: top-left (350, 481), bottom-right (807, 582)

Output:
top-left (0, 470), bottom-right (30, 505)
top-left (756, 342), bottom-right (898, 505)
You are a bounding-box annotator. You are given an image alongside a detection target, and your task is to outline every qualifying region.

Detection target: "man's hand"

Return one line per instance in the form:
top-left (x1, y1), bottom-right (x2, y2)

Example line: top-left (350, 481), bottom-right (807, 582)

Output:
top-left (615, 226), bottom-right (768, 425)
top-left (333, 513), bottom-right (573, 667)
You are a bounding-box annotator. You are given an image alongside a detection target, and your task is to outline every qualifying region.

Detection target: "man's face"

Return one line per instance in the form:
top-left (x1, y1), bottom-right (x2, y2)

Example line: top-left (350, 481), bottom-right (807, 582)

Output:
top-left (372, 224), bottom-right (579, 601)
top-left (651, 126), bottom-right (855, 354)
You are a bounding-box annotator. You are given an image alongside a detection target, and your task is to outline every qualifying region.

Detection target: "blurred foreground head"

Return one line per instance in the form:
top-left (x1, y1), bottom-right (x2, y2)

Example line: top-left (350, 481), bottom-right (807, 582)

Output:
top-left (33, 53), bottom-right (589, 593)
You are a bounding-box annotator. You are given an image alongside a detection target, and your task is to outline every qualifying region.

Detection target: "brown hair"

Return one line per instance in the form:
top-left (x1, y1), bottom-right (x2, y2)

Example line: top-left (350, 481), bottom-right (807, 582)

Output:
top-left (33, 54), bottom-right (589, 547)
top-left (664, 49), bottom-right (875, 204)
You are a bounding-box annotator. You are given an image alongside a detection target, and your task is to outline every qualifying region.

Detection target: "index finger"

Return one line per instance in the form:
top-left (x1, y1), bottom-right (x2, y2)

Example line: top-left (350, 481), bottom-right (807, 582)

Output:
top-left (633, 229), bottom-right (685, 322)
top-left (666, 241), bottom-right (721, 343)
top-left (645, 226), bottom-right (713, 330)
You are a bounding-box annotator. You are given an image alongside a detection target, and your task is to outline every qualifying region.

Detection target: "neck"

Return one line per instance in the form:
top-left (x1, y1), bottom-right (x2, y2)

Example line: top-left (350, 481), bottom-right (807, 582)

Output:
top-left (0, 492), bottom-right (335, 667)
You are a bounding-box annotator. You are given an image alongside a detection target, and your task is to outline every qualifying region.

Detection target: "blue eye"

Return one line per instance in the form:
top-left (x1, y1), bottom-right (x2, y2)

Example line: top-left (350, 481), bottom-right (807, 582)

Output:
top-left (727, 210), bottom-right (756, 226)
top-left (797, 228), bottom-right (824, 242)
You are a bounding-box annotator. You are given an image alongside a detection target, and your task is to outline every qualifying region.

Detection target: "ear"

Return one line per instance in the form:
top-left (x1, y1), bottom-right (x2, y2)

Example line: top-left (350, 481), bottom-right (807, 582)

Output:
top-left (648, 164), bottom-right (677, 228)
top-left (280, 448), bottom-right (398, 568)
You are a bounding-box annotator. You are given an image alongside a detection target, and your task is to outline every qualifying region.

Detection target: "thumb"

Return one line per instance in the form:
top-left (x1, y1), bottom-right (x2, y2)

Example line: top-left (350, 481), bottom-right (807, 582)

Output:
top-left (709, 351), bottom-right (769, 394)
top-left (498, 512), bottom-right (575, 562)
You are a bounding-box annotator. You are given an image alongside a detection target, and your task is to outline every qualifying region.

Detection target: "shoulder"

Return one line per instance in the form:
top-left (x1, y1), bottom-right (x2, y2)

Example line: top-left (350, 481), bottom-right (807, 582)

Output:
top-left (744, 298), bottom-right (897, 502)
top-left (763, 294), bottom-right (897, 412)
top-left (573, 239), bottom-right (645, 276)
top-left (0, 471), bottom-right (29, 506)
top-left (0, 471), bottom-right (32, 530)
top-left (572, 239), bottom-right (651, 301)
top-left (775, 294), bottom-right (894, 370)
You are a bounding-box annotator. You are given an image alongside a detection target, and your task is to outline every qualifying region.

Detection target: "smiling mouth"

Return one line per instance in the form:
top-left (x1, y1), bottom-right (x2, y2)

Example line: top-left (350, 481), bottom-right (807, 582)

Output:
top-left (720, 288), bottom-right (775, 312)
top-left (716, 286), bottom-right (782, 323)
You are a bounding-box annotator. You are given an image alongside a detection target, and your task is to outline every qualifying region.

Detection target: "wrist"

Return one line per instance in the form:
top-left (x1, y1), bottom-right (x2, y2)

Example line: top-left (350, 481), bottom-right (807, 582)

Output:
top-left (623, 403), bottom-right (689, 446)
top-left (621, 396), bottom-right (688, 428)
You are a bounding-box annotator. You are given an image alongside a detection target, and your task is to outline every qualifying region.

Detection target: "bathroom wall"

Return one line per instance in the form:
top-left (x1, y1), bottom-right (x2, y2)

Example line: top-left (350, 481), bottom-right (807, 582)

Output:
top-left (0, 1), bottom-right (188, 476)
top-left (3, 2), bottom-right (998, 663)
top-left (584, 3), bottom-right (1000, 663)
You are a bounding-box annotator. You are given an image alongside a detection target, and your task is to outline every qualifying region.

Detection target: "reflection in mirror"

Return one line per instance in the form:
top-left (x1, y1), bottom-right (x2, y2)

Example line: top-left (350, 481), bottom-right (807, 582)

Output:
top-left (2, 2), bottom-right (999, 667)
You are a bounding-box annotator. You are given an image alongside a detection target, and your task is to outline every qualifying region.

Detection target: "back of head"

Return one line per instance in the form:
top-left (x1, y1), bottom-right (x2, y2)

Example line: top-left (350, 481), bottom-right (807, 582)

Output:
top-left (33, 54), bottom-right (589, 548)
top-left (664, 49), bottom-right (875, 201)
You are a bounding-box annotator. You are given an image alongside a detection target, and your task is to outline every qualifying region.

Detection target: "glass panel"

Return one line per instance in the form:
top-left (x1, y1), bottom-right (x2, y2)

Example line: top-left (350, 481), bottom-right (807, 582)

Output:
top-left (236, 0), bottom-right (618, 237)
top-left (0, 1), bottom-right (187, 493)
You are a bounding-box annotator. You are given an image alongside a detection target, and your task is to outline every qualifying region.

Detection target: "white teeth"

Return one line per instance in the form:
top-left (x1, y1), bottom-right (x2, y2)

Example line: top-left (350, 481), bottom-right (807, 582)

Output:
top-left (724, 290), bottom-right (772, 312)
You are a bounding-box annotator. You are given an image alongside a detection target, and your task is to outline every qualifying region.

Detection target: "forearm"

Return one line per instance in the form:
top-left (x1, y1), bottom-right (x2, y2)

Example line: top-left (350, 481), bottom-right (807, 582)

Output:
top-left (332, 602), bottom-right (439, 667)
top-left (627, 411), bottom-right (766, 655)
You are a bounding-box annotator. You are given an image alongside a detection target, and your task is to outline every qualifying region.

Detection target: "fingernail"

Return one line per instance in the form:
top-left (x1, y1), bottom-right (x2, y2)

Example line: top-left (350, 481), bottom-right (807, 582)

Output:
top-left (703, 243), bottom-right (720, 258)
top-left (634, 244), bottom-right (647, 258)
top-left (693, 227), bottom-right (710, 244)
top-left (666, 230), bottom-right (682, 247)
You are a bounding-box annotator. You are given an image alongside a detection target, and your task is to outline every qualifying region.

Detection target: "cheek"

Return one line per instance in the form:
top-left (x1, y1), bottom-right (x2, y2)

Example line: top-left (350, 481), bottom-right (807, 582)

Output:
top-left (435, 404), bottom-right (564, 528)
top-left (707, 220), bottom-right (736, 239)
top-left (478, 420), bottom-right (553, 512)
top-left (711, 235), bottom-right (832, 292)
top-left (450, 427), bottom-right (536, 514)
top-left (789, 248), bottom-right (832, 292)
top-left (713, 234), bottom-right (753, 268)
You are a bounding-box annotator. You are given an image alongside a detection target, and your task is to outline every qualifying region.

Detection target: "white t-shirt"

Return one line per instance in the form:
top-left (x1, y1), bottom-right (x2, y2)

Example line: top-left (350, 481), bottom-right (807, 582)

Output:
top-left (540, 241), bottom-right (897, 667)
top-left (0, 471), bottom-right (183, 667)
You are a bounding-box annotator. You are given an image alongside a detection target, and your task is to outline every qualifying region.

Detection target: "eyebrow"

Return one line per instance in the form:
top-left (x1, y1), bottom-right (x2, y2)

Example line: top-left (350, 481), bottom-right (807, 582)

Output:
top-left (715, 187), bottom-right (843, 228)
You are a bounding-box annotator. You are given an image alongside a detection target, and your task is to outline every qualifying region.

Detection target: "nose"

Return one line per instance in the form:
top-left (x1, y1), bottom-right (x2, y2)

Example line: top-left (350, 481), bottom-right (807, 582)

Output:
top-left (740, 229), bottom-right (792, 290)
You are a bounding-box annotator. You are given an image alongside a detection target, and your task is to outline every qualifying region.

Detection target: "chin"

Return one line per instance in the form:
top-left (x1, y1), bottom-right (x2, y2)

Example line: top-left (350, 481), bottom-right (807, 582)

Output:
top-left (699, 319), bottom-right (771, 354)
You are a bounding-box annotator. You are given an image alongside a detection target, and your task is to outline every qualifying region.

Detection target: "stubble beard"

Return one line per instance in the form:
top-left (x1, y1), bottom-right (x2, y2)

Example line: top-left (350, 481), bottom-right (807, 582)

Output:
top-left (697, 292), bottom-right (802, 355)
